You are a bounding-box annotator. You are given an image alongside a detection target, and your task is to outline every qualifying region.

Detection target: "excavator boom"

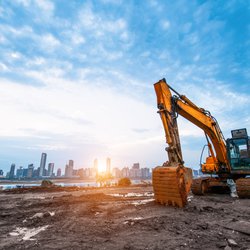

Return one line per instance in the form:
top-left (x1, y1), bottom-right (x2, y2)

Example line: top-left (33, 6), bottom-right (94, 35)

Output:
top-left (153, 78), bottom-right (250, 206)
top-left (153, 79), bottom-right (193, 207)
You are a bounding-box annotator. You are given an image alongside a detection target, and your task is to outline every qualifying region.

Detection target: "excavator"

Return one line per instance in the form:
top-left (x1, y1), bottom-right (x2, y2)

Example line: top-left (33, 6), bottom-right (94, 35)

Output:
top-left (152, 78), bottom-right (250, 207)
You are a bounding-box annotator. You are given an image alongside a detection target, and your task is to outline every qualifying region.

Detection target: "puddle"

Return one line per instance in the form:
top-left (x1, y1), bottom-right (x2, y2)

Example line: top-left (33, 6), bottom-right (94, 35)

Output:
top-left (9, 225), bottom-right (49, 241)
top-left (24, 195), bottom-right (46, 200)
top-left (30, 211), bottom-right (55, 219)
top-left (110, 192), bottom-right (154, 198)
top-left (130, 198), bottom-right (155, 206)
top-left (123, 217), bottom-right (144, 225)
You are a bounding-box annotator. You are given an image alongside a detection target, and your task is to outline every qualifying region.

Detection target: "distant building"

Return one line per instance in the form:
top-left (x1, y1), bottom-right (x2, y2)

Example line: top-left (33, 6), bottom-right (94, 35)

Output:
top-left (129, 163), bottom-right (141, 179)
top-left (121, 167), bottom-right (129, 178)
top-left (65, 160), bottom-right (74, 177)
top-left (23, 168), bottom-right (28, 178)
top-left (106, 158), bottom-right (111, 174)
top-left (9, 163), bottom-right (15, 179)
top-left (65, 164), bottom-right (70, 177)
top-left (16, 167), bottom-right (24, 179)
top-left (132, 163), bottom-right (140, 169)
top-left (39, 153), bottom-right (47, 177)
top-left (48, 163), bottom-right (54, 177)
top-left (141, 168), bottom-right (150, 179)
top-left (72, 169), bottom-right (78, 176)
top-left (0, 169), bottom-right (4, 177)
top-left (193, 169), bottom-right (203, 177)
top-left (94, 158), bottom-right (98, 173)
top-left (69, 160), bottom-right (74, 169)
top-left (112, 167), bottom-right (121, 178)
top-left (76, 168), bottom-right (84, 178)
top-left (56, 168), bottom-right (62, 177)
top-left (27, 164), bottom-right (34, 178)
top-left (33, 168), bottom-right (39, 178)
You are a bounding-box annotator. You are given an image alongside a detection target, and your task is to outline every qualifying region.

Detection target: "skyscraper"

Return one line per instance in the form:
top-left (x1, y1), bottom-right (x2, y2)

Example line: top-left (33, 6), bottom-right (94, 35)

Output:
top-left (9, 163), bottom-right (15, 179)
top-left (57, 168), bottom-right (62, 177)
top-left (27, 164), bottom-right (34, 178)
top-left (39, 153), bottom-right (47, 177)
top-left (16, 167), bottom-right (24, 178)
top-left (93, 158), bottom-right (98, 174)
top-left (65, 162), bottom-right (73, 177)
top-left (106, 158), bottom-right (111, 174)
top-left (48, 163), bottom-right (54, 177)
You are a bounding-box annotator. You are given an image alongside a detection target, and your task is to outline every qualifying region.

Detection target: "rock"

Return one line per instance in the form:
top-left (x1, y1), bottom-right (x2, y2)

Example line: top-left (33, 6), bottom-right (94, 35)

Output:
top-left (216, 241), bottom-right (227, 248)
top-left (227, 239), bottom-right (237, 246)
top-left (224, 246), bottom-right (232, 250)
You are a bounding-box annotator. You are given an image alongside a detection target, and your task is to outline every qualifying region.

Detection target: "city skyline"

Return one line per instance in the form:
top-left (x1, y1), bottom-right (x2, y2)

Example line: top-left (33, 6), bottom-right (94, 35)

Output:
top-left (1, 152), bottom-right (151, 180)
top-left (0, 1), bottom-right (249, 173)
top-left (0, 152), bottom-right (150, 178)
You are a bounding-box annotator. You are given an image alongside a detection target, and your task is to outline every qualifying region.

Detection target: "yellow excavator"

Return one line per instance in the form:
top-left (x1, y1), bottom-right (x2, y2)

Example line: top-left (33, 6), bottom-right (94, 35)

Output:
top-left (152, 79), bottom-right (250, 207)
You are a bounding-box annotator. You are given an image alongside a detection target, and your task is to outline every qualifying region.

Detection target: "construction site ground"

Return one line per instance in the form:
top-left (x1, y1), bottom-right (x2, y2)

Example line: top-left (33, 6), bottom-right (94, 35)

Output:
top-left (0, 185), bottom-right (250, 250)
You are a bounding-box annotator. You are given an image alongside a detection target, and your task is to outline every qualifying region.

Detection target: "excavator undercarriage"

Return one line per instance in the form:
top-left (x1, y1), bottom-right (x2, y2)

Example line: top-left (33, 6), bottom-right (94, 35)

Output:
top-left (191, 177), bottom-right (250, 198)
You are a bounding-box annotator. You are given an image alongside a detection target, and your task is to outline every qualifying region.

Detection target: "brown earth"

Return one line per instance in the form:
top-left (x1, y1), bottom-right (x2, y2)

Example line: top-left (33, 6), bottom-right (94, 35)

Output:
top-left (0, 186), bottom-right (250, 250)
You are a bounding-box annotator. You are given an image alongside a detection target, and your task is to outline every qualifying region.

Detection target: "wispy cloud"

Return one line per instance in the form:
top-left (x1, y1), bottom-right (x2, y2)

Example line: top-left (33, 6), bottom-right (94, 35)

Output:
top-left (0, 0), bottom-right (249, 171)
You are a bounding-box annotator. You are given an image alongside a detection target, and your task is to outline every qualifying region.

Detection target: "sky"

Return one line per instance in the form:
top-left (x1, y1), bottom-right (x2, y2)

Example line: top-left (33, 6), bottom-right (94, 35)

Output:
top-left (0, 0), bottom-right (249, 173)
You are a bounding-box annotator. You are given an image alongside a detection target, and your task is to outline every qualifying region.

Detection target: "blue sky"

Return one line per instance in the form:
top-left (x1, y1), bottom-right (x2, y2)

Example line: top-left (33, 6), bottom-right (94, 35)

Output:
top-left (0, 0), bottom-right (249, 173)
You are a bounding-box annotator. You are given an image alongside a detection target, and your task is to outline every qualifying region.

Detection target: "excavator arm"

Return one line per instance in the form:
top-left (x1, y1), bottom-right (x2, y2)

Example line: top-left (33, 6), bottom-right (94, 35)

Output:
top-left (153, 79), bottom-right (230, 207)
top-left (155, 79), bottom-right (230, 174)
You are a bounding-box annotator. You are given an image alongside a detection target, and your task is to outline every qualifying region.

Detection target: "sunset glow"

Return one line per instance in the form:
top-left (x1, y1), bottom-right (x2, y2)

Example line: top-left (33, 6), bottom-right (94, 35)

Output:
top-left (98, 160), bottom-right (107, 173)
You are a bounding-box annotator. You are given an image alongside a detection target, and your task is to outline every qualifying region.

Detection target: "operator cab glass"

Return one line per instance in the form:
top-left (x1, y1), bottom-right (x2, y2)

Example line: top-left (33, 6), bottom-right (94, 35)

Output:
top-left (227, 138), bottom-right (250, 169)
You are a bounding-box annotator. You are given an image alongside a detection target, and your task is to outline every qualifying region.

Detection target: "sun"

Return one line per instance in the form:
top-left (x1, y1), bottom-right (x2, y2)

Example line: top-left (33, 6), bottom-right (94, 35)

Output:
top-left (98, 160), bottom-right (106, 173)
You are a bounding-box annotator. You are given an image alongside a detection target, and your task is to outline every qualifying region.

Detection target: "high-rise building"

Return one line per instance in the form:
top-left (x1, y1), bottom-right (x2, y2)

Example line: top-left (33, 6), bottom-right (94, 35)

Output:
top-left (9, 163), bottom-right (15, 179)
top-left (141, 168), bottom-right (150, 179)
top-left (112, 167), bottom-right (121, 178)
top-left (121, 167), bottom-right (129, 177)
top-left (69, 160), bottom-right (74, 168)
top-left (48, 163), bottom-right (54, 177)
top-left (23, 168), bottom-right (28, 178)
top-left (56, 168), bottom-right (62, 177)
top-left (65, 164), bottom-right (69, 177)
top-left (33, 168), bottom-right (39, 178)
top-left (27, 164), bottom-right (34, 178)
top-left (77, 168), bottom-right (84, 178)
top-left (39, 153), bottom-right (47, 177)
top-left (65, 162), bottom-right (73, 177)
top-left (93, 158), bottom-right (98, 172)
top-left (130, 163), bottom-right (141, 179)
top-left (106, 157), bottom-right (111, 174)
top-left (132, 163), bottom-right (140, 169)
top-left (0, 169), bottom-right (4, 177)
top-left (16, 167), bottom-right (24, 178)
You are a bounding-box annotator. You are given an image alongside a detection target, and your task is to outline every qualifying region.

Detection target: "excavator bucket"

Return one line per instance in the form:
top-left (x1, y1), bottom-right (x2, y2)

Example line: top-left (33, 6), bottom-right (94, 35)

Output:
top-left (152, 166), bottom-right (192, 207)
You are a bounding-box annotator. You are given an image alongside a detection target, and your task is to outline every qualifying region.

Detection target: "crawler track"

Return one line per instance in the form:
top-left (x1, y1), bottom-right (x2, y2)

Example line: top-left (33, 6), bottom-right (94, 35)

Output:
top-left (236, 178), bottom-right (250, 198)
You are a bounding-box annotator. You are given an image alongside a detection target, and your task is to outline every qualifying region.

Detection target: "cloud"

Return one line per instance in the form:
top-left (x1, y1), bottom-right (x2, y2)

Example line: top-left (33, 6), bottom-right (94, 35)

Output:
top-left (161, 20), bottom-right (170, 30)
top-left (0, 0), bottom-right (249, 172)
top-left (39, 33), bottom-right (61, 52)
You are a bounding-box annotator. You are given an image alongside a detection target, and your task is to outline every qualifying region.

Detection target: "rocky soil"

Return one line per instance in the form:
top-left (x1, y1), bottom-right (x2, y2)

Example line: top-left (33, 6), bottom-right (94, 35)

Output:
top-left (0, 186), bottom-right (249, 250)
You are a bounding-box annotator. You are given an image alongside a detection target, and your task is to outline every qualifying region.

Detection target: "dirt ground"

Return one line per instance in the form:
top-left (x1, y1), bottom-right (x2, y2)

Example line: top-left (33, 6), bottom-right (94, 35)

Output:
top-left (0, 186), bottom-right (250, 250)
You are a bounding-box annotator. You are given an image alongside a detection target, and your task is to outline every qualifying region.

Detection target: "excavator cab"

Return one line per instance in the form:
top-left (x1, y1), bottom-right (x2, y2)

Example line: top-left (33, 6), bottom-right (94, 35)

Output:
top-left (227, 129), bottom-right (250, 173)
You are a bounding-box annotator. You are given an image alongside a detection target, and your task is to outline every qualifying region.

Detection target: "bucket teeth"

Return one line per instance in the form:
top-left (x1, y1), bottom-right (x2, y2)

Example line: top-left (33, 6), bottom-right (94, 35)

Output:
top-left (152, 166), bottom-right (192, 207)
